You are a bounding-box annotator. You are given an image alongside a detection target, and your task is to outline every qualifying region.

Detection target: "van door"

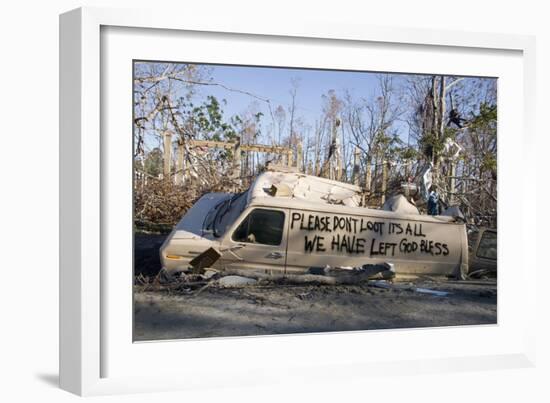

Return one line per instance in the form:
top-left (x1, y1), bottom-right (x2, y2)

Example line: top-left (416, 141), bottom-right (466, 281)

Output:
top-left (469, 229), bottom-right (497, 274)
top-left (219, 207), bottom-right (289, 273)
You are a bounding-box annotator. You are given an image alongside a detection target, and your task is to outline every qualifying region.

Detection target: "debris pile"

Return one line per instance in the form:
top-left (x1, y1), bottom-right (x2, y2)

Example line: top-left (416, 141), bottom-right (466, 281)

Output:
top-left (136, 261), bottom-right (400, 297)
top-left (137, 231), bottom-right (455, 298)
top-left (134, 176), bottom-right (247, 230)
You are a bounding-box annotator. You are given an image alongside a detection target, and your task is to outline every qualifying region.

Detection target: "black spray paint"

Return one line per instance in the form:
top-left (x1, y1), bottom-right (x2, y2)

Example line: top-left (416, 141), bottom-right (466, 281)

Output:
top-left (291, 212), bottom-right (449, 257)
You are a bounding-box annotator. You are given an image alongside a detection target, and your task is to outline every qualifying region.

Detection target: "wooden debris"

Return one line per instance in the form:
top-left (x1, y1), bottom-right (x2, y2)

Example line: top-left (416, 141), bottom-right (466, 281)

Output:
top-left (189, 247), bottom-right (222, 271)
top-left (369, 280), bottom-right (450, 297)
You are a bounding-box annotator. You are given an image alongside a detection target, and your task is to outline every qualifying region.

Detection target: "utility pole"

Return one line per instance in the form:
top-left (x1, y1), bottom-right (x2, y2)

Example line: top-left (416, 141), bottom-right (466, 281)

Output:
top-left (404, 160), bottom-right (410, 200)
top-left (232, 136), bottom-right (241, 180)
top-left (297, 141), bottom-right (303, 172)
top-left (336, 142), bottom-right (343, 181)
top-left (175, 140), bottom-right (184, 185)
top-left (381, 160), bottom-right (388, 205)
top-left (163, 130), bottom-right (172, 180)
top-left (353, 147), bottom-right (361, 186)
top-left (364, 156), bottom-right (372, 194)
top-left (449, 159), bottom-right (457, 205)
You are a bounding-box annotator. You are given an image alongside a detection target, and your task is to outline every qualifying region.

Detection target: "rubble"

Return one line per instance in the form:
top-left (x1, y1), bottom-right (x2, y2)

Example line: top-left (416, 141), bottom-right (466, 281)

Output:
top-left (152, 260), bottom-right (397, 292)
top-left (309, 262), bottom-right (396, 281)
top-left (202, 269), bottom-right (219, 280)
top-left (217, 275), bottom-right (258, 287)
top-left (369, 280), bottom-right (450, 297)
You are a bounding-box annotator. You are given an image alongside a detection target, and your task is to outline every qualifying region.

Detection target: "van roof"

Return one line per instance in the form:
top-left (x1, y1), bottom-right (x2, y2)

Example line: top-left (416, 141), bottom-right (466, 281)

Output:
top-left (246, 171), bottom-right (456, 224)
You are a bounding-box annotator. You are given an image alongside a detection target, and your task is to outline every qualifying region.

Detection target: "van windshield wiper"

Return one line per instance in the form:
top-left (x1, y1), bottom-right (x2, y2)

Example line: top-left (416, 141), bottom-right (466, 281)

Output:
top-left (202, 198), bottom-right (227, 235)
top-left (213, 192), bottom-right (245, 237)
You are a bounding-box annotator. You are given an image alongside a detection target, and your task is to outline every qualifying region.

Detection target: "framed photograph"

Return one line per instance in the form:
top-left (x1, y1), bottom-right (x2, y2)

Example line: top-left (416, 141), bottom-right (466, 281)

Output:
top-left (60, 7), bottom-right (536, 396)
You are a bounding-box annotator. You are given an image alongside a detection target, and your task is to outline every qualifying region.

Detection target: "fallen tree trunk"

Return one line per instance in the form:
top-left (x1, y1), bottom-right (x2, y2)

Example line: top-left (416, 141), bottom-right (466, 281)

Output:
top-left (218, 270), bottom-right (337, 285)
top-left (143, 264), bottom-right (395, 292)
top-left (218, 268), bottom-right (393, 286)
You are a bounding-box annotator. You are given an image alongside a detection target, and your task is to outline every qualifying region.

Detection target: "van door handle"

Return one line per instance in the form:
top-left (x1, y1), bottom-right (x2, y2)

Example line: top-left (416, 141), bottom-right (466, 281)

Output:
top-left (265, 251), bottom-right (284, 259)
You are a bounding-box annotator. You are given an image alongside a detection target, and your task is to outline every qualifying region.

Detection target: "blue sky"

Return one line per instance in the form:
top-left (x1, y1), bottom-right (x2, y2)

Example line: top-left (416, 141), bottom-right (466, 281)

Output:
top-left (190, 64), bottom-right (409, 141)
top-left (135, 62), bottom-right (496, 152)
top-left (201, 64), bottom-right (385, 114)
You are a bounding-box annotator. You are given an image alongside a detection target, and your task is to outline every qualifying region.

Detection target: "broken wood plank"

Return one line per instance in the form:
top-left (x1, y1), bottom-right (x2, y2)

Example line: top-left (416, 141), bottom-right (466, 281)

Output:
top-left (189, 247), bottom-right (222, 270)
top-left (369, 280), bottom-right (450, 297)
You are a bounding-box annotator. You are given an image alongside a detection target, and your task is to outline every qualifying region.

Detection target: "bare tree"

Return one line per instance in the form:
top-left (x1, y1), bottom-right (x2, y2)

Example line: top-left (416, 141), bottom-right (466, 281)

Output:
top-left (133, 61), bottom-right (498, 227)
top-left (287, 77), bottom-right (301, 146)
top-left (318, 90), bottom-right (344, 179)
top-left (345, 75), bottom-right (402, 194)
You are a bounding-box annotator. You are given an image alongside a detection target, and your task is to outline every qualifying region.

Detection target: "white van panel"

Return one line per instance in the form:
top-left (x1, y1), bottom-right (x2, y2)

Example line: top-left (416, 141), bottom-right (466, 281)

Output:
top-left (285, 208), bottom-right (467, 276)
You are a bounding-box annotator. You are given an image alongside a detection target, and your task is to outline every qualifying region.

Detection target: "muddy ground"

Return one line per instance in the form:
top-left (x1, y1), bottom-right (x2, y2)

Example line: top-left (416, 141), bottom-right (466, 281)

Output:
top-left (134, 233), bottom-right (497, 341)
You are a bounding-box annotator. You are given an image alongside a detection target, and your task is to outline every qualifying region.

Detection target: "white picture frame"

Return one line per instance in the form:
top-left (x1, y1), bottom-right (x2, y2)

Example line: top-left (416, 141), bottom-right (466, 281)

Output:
top-left (60, 6), bottom-right (537, 396)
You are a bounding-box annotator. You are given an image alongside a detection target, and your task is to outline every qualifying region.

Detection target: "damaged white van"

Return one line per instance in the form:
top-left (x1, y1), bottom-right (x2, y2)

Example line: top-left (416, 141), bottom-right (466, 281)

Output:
top-left (160, 168), bottom-right (469, 279)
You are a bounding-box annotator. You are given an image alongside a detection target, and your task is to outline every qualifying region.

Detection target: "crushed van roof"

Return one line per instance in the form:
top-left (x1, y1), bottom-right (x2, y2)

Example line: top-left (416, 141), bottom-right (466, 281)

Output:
top-left (249, 171), bottom-right (362, 207)
top-left (246, 170), bottom-right (456, 224)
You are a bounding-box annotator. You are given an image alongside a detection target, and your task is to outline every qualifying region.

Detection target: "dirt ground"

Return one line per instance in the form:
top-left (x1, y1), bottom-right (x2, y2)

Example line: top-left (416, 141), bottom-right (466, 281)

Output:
top-left (133, 233), bottom-right (497, 341)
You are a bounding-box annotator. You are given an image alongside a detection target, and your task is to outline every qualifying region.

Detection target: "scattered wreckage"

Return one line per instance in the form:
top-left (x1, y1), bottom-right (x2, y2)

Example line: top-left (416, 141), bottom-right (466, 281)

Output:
top-left (159, 167), bottom-right (470, 282)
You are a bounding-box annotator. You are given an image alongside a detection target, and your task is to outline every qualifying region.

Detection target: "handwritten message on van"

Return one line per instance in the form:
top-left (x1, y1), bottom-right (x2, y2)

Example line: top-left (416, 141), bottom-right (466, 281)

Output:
top-left (290, 212), bottom-right (450, 257)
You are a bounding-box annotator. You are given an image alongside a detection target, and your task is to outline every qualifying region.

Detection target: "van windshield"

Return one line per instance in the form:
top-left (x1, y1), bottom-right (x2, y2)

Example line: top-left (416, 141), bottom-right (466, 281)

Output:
top-left (204, 191), bottom-right (247, 238)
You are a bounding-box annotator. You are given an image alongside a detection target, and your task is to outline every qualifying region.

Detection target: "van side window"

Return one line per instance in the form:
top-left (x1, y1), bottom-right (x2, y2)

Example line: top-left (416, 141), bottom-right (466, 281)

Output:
top-left (232, 209), bottom-right (285, 246)
top-left (476, 231), bottom-right (497, 260)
